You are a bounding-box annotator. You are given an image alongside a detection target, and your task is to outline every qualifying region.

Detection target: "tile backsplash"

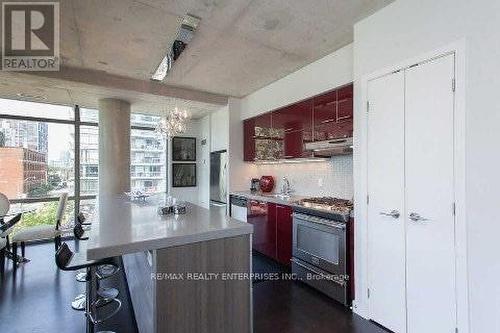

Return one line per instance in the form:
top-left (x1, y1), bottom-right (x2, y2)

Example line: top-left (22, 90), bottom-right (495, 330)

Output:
top-left (254, 155), bottom-right (353, 199)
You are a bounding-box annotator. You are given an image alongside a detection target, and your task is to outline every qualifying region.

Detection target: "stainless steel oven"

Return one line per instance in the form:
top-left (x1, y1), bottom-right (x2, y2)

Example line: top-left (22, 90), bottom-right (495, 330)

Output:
top-left (292, 212), bottom-right (348, 305)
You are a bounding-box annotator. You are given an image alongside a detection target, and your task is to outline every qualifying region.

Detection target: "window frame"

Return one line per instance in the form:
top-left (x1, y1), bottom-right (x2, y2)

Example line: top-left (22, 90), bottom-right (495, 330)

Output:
top-left (0, 101), bottom-right (168, 222)
top-left (0, 102), bottom-right (98, 220)
top-left (130, 120), bottom-right (168, 194)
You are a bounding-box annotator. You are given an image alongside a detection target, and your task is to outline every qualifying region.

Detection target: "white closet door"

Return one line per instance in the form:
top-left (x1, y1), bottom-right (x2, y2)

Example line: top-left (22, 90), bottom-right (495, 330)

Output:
top-left (405, 54), bottom-right (456, 333)
top-left (367, 71), bottom-right (406, 333)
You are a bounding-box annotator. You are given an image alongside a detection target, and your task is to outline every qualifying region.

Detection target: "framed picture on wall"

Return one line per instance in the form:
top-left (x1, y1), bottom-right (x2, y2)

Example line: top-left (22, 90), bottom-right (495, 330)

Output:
top-left (172, 163), bottom-right (196, 187)
top-left (172, 137), bottom-right (196, 161)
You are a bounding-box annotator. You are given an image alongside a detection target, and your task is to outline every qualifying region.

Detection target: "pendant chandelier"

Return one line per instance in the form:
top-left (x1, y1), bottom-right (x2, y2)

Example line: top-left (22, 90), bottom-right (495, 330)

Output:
top-left (155, 107), bottom-right (189, 138)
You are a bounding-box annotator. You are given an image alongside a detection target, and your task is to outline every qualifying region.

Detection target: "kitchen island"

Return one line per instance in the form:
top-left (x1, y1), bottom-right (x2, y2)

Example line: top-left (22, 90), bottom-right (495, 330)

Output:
top-left (86, 195), bottom-right (253, 333)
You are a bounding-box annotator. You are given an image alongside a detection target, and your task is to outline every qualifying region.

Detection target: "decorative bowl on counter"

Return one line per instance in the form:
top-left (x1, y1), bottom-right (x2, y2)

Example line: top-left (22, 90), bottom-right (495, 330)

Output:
top-left (259, 176), bottom-right (275, 193)
top-left (157, 197), bottom-right (187, 216)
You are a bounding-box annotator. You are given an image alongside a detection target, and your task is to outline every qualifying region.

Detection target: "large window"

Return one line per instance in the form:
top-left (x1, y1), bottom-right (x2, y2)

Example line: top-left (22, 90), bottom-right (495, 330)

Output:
top-left (80, 125), bottom-right (99, 195)
top-left (0, 99), bottom-right (97, 234)
top-left (0, 100), bottom-right (167, 237)
top-left (130, 114), bottom-right (166, 193)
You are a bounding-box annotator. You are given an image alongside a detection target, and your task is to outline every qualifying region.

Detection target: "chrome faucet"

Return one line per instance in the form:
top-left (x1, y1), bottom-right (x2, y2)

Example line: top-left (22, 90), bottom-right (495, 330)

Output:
top-left (281, 177), bottom-right (292, 196)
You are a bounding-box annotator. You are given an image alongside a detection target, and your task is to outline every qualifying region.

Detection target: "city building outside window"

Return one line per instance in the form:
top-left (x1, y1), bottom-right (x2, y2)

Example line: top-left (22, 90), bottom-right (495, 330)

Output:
top-left (0, 99), bottom-right (78, 234)
top-left (130, 114), bottom-right (166, 194)
top-left (0, 100), bottom-right (167, 239)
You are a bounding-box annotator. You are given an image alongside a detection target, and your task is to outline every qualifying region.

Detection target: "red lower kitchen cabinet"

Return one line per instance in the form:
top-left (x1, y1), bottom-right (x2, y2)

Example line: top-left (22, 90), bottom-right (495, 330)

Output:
top-left (247, 200), bottom-right (277, 258)
top-left (276, 205), bottom-right (293, 266)
top-left (264, 203), bottom-right (277, 258)
top-left (248, 200), bottom-right (293, 265)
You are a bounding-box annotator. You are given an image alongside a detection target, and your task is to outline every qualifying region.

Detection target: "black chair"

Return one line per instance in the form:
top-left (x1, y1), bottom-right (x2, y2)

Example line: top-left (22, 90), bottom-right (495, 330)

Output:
top-left (0, 213), bottom-right (23, 268)
top-left (55, 243), bottom-right (121, 332)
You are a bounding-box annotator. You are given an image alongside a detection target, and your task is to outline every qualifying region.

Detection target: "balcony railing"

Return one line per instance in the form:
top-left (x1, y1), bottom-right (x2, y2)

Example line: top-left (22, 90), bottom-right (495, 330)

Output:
top-left (130, 172), bottom-right (163, 178)
top-left (131, 145), bottom-right (163, 152)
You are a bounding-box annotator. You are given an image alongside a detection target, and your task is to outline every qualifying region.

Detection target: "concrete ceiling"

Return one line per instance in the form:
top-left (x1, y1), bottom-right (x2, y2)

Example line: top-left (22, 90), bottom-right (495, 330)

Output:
top-left (57, 0), bottom-right (392, 97)
top-left (0, 71), bottom-right (222, 119)
top-left (0, 0), bottom-right (393, 116)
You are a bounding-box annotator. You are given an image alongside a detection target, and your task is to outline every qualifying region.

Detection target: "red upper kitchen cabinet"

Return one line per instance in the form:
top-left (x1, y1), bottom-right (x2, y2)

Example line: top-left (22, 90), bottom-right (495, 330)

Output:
top-left (313, 84), bottom-right (353, 141)
top-left (272, 100), bottom-right (313, 158)
top-left (283, 130), bottom-right (305, 159)
top-left (335, 84), bottom-right (353, 139)
top-left (276, 205), bottom-right (293, 266)
top-left (313, 89), bottom-right (337, 141)
top-left (272, 100), bottom-right (312, 133)
top-left (243, 119), bottom-right (256, 161)
top-left (337, 84), bottom-right (353, 121)
top-left (243, 113), bottom-right (273, 161)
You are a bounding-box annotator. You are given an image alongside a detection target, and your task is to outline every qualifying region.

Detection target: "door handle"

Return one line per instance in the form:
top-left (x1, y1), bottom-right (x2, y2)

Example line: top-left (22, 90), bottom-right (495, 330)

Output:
top-left (379, 210), bottom-right (400, 219)
top-left (409, 212), bottom-right (429, 222)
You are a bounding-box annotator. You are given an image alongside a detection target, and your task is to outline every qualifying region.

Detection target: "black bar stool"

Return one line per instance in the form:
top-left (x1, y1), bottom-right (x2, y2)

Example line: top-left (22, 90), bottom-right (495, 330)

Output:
top-left (73, 215), bottom-right (120, 304)
top-left (56, 242), bottom-right (121, 333)
top-left (77, 212), bottom-right (92, 226)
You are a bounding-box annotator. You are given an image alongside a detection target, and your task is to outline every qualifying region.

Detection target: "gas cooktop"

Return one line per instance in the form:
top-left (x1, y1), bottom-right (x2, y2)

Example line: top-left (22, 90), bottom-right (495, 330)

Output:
top-left (293, 197), bottom-right (353, 221)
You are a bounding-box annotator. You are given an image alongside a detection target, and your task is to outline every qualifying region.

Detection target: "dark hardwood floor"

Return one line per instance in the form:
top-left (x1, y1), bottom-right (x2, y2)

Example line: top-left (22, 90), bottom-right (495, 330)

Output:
top-left (0, 243), bottom-right (388, 333)
top-left (252, 252), bottom-right (389, 333)
top-left (0, 240), bottom-right (138, 333)
top-left (253, 280), bottom-right (388, 333)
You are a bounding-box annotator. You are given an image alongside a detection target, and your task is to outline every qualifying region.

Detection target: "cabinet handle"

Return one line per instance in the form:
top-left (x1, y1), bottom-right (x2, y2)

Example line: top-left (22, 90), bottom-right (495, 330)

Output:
top-left (409, 212), bottom-right (429, 222)
top-left (328, 139), bottom-right (347, 144)
top-left (379, 210), bottom-right (400, 219)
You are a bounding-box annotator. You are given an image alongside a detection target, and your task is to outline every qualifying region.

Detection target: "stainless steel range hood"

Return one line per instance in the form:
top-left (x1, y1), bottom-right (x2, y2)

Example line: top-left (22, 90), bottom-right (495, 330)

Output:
top-left (305, 137), bottom-right (353, 157)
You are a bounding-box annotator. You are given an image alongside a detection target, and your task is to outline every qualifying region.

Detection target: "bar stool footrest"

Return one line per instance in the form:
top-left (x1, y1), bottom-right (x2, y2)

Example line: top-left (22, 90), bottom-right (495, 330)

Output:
top-left (87, 298), bottom-right (122, 325)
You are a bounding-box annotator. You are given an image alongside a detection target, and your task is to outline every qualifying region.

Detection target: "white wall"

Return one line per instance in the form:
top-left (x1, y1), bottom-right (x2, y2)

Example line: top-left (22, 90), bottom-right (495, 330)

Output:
top-left (254, 156), bottom-right (353, 199)
top-left (210, 106), bottom-right (229, 152)
top-left (240, 43), bottom-right (353, 120)
top-left (196, 106), bottom-right (231, 207)
top-left (353, 0), bottom-right (500, 331)
top-left (227, 98), bottom-right (257, 193)
top-left (169, 119), bottom-right (207, 206)
top-left (197, 116), bottom-right (210, 208)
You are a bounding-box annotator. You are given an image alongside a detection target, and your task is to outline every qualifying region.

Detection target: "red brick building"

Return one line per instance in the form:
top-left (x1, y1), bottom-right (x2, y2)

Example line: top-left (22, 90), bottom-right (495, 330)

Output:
top-left (0, 147), bottom-right (47, 199)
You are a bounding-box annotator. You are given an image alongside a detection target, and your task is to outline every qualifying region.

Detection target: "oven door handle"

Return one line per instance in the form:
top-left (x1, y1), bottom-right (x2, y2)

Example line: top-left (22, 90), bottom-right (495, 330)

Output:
top-left (293, 213), bottom-right (346, 230)
top-left (291, 258), bottom-right (346, 286)
top-left (323, 222), bottom-right (345, 231)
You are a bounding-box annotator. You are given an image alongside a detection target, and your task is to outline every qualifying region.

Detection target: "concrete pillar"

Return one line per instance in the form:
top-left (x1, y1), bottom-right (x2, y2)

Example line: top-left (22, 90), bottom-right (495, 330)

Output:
top-left (98, 98), bottom-right (131, 201)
